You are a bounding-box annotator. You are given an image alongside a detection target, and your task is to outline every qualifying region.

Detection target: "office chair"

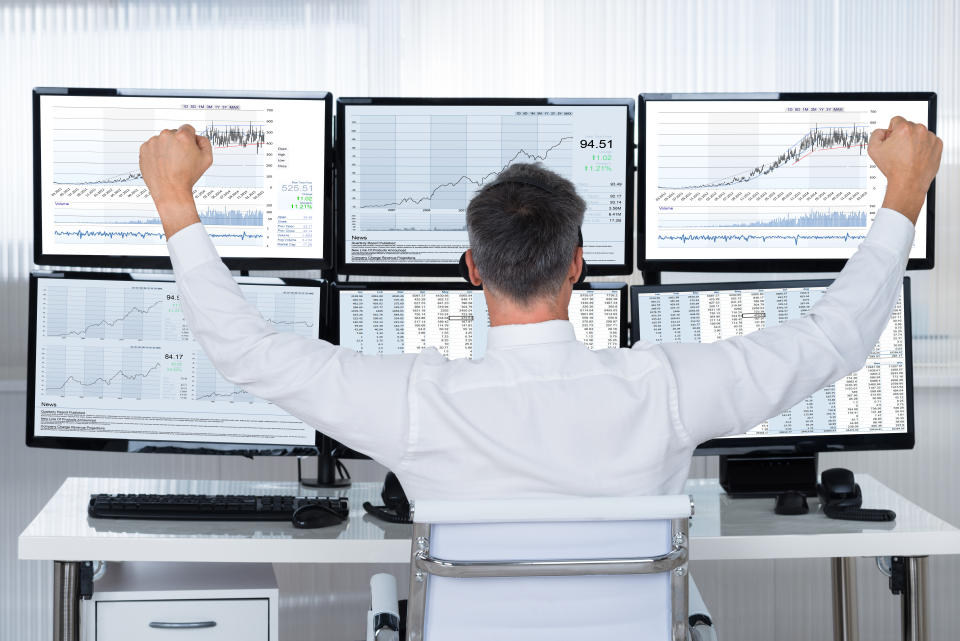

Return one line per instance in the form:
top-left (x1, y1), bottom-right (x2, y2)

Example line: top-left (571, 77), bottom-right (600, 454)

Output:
top-left (366, 495), bottom-right (717, 641)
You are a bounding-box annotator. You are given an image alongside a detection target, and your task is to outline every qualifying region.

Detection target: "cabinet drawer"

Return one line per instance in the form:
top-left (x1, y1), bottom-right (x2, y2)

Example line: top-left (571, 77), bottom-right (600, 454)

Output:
top-left (97, 599), bottom-right (269, 641)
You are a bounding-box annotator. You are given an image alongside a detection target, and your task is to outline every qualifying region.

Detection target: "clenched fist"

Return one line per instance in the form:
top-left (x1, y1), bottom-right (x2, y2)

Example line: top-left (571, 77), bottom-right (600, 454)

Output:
top-left (868, 116), bottom-right (943, 224)
top-left (139, 124), bottom-right (212, 238)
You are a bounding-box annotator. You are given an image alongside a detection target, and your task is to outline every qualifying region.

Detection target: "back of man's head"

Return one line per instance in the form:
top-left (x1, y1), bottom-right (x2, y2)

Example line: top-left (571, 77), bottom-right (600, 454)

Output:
top-left (466, 163), bottom-right (586, 304)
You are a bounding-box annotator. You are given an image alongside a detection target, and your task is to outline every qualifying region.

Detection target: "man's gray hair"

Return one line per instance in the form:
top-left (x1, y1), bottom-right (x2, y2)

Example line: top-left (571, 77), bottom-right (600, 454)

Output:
top-left (466, 163), bottom-right (586, 304)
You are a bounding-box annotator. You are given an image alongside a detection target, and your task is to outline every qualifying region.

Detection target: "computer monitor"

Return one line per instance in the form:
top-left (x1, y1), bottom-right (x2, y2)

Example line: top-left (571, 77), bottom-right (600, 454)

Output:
top-left (638, 92), bottom-right (936, 272)
top-left (336, 97), bottom-right (635, 276)
top-left (33, 88), bottom-right (333, 270)
top-left (630, 278), bottom-right (913, 495)
top-left (27, 271), bottom-right (328, 456)
top-left (331, 282), bottom-right (627, 357)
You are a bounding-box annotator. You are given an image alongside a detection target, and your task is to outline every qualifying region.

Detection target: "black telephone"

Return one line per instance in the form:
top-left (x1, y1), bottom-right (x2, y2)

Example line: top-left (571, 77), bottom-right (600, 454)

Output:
top-left (363, 471), bottom-right (411, 524)
top-left (817, 468), bottom-right (896, 522)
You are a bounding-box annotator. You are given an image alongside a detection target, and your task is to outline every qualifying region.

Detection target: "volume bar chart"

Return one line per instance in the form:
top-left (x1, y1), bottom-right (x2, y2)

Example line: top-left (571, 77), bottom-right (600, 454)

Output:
top-left (657, 209), bottom-right (869, 230)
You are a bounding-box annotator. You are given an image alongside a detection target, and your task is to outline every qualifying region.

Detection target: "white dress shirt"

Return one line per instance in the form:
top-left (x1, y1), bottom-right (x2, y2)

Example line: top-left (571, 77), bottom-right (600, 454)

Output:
top-left (168, 209), bottom-right (915, 499)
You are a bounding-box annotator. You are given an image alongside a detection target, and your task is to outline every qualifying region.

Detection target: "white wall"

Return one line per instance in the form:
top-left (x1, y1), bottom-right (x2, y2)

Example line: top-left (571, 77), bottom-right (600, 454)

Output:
top-left (1, 1), bottom-right (958, 639)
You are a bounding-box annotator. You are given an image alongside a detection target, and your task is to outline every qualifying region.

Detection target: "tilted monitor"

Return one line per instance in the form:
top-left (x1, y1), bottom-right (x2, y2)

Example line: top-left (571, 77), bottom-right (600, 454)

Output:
top-left (630, 278), bottom-right (913, 455)
top-left (331, 282), bottom-right (627, 358)
top-left (337, 97), bottom-right (635, 276)
top-left (27, 272), bottom-right (328, 456)
top-left (638, 92), bottom-right (935, 272)
top-left (33, 88), bottom-right (333, 270)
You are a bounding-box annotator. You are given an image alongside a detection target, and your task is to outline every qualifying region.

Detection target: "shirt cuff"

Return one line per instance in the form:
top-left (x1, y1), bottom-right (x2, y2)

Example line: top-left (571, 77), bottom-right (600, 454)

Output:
top-left (167, 222), bottom-right (222, 275)
top-left (865, 208), bottom-right (916, 261)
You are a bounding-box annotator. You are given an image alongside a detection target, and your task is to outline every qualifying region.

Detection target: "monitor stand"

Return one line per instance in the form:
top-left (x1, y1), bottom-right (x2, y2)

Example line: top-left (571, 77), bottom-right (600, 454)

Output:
top-left (298, 436), bottom-right (351, 488)
top-left (719, 453), bottom-right (818, 498)
top-left (641, 269), bottom-right (662, 286)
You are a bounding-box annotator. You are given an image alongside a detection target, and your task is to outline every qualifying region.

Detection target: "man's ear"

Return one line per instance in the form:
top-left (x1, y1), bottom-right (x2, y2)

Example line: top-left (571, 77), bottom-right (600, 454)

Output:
top-left (568, 246), bottom-right (584, 284)
top-left (464, 249), bottom-right (483, 287)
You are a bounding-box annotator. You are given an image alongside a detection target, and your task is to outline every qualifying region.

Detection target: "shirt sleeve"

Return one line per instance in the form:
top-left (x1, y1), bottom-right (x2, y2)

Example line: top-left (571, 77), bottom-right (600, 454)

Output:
top-left (654, 208), bottom-right (915, 445)
top-left (167, 223), bottom-right (416, 468)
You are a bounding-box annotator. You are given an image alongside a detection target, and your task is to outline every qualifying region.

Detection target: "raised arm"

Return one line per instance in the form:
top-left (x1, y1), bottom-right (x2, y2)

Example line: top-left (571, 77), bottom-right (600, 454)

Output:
top-left (138, 126), bottom-right (415, 466)
top-left (657, 117), bottom-right (942, 444)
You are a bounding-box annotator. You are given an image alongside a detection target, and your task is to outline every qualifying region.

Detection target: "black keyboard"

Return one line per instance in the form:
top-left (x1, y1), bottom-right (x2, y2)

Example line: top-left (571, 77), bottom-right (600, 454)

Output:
top-left (88, 493), bottom-right (349, 521)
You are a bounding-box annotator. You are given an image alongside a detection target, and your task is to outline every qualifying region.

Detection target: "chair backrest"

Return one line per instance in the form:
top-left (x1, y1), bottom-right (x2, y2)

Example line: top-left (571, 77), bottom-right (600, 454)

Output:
top-left (406, 496), bottom-right (692, 641)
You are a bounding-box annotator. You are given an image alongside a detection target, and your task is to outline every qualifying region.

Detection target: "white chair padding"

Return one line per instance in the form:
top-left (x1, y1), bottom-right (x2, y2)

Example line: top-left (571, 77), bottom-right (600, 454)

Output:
top-left (413, 494), bottom-right (692, 524)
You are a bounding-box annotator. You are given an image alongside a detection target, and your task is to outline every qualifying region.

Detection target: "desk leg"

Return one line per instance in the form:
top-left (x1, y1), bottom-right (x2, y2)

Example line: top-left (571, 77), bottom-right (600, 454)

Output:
top-left (899, 556), bottom-right (928, 641)
top-left (53, 561), bottom-right (80, 641)
top-left (831, 557), bottom-right (859, 641)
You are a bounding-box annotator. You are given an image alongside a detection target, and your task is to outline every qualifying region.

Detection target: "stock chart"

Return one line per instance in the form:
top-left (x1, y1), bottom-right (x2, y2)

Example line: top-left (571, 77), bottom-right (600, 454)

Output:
top-left (37, 94), bottom-right (326, 261)
top-left (33, 276), bottom-right (320, 446)
top-left (342, 103), bottom-right (629, 267)
top-left (643, 99), bottom-right (930, 262)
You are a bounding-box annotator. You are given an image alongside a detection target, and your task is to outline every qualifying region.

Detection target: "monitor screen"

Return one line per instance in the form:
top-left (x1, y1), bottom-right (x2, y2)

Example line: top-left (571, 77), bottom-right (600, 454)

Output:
top-left (33, 88), bottom-right (332, 269)
top-left (639, 92), bottom-right (935, 271)
top-left (630, 279), bottom-right (913, 454)
top-left (337, 98), bottom-right (634, 276)
top-left (27, 272), bottom-right (325, 455)
top-left (334, 283), bottom-right (626, 358)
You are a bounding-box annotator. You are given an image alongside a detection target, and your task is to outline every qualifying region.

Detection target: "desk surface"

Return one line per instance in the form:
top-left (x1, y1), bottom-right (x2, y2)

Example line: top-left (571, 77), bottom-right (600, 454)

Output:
top-left (19, 475), bottom-right (960, 564)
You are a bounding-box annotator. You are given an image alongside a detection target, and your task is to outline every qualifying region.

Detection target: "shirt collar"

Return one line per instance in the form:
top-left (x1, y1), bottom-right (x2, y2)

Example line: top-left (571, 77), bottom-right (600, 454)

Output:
top-left (486, 320), bottom-right (578, 351)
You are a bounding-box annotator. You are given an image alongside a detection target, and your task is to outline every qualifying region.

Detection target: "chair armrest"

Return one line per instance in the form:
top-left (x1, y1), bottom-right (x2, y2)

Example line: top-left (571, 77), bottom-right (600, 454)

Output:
top-left (367, 573), bottom-right (400, 641)
top-left (689, 624), bottom-right (718, 641)
top-left (688, 576), bottom-right (717, 641)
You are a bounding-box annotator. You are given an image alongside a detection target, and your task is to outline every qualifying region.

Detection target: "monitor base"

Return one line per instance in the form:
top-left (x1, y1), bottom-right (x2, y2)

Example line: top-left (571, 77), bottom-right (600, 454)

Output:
top-left (297, 452), bottom-right (352, 489)
top-left (641, 269), bottom-right (662, 286)
top-left (299, 477), bottom-right (351, 489)
top-left (719, 453), bottom-right (818, 498)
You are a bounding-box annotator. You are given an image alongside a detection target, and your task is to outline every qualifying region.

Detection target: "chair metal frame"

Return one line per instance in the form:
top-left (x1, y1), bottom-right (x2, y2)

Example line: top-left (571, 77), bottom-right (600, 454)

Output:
top-left (405, 515), bottom-right (691, 641)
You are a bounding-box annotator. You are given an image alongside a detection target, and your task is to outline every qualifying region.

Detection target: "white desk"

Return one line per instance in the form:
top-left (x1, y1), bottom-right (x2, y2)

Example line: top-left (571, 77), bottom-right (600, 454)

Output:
top-left (20, 475), bottom-right (960, 641)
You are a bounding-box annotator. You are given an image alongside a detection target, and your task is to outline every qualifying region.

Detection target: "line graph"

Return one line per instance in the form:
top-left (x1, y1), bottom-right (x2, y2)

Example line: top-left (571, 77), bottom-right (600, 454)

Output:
top-left (54, 229), bottom-right (264, 245)
top-left (201, 123), bottom-right (265, 151)
top-left (42, 344), bottom-right (165, 399)
top-left (241, 289), bottom-right (318, 331)
top-left (46, 361), bottom-right (162, 393)
top-left (348, 112), bottom-right (575, 228)
top-left (54, 229), bottom-right (166, 242)
top-left (657, 231), bottom-right (867, 248)
top-left (48, 298), bottom-right (164, 339)
top-left (195, 356), bottom-right (261, 403)
top-left (50, 107), bottom-right (267, 189)
top-left (361, 136), bottom-right (573, 211)
top-left (659, 125), bottom-right (870, 190)
top-left (44, 284), bottom-right (166, 341)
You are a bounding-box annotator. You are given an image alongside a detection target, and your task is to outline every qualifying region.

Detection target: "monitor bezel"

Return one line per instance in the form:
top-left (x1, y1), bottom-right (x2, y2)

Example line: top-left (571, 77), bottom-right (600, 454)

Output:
top-left (636, 91), bottom-right (937, 272)
top-left (629, 277), bottom-right (914, 456)
top-left (329, 280), bottom-right (629, 349)
top-left (335, 96), bottom-right (636, 277)
top-left (26, 270), bottom-right (328, 456)
top-left (32, 87), bottom-right (335, 271)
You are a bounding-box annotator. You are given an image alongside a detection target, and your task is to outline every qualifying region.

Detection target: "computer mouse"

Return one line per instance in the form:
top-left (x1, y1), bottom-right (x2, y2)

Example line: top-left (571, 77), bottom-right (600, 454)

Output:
top-left (774, 491), bottom-right (809, 515)
top-left (292, 503), bottom-right (348, 529)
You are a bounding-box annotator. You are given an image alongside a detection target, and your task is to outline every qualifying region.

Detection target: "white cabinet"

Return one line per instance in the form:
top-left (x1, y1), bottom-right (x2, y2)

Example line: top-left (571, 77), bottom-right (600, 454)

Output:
top-left (81, 562), bottom-right (279, 641)
top-left (97, 599), bottom-right (269, 641)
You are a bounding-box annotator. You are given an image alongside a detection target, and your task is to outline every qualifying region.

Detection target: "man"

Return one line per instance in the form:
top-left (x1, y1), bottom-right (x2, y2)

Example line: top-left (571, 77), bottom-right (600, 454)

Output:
top-left (139, 117), bottom-right (941, 500)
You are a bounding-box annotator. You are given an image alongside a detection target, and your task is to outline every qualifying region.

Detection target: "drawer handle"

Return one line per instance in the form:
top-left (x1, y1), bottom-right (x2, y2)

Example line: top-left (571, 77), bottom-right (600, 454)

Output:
top-left (148, 621), bottom-right (217, 629)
